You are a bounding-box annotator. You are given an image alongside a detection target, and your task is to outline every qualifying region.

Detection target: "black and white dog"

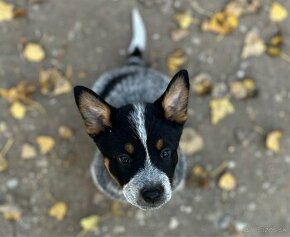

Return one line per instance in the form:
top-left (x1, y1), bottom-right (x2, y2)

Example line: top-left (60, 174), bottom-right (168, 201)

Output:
top-left (74, 9), bottom-right (190, 210)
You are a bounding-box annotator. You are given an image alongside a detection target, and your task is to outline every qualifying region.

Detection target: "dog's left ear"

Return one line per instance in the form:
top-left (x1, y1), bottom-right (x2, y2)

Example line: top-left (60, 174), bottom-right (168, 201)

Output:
top-left (155, 69), bottom-right (190, 124)
top-left (74, 86), bottom-right (114, 137)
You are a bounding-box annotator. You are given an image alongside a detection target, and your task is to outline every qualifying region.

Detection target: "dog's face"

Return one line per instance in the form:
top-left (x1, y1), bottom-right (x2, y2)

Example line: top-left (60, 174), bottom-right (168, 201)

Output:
top-left (74, 70), bottom-right (189, 210)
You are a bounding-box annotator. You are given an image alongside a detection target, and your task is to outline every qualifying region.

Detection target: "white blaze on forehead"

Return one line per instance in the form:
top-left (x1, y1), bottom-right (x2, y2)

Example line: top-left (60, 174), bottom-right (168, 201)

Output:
top-left (129, 104), bottom-right (151, 164)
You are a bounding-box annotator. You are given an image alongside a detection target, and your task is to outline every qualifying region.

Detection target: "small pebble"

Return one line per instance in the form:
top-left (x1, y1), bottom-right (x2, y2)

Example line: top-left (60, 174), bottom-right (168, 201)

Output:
top-left (6, 178), bottom-right (19, 189)
top-left (169, 217), bottom-right (179, 230)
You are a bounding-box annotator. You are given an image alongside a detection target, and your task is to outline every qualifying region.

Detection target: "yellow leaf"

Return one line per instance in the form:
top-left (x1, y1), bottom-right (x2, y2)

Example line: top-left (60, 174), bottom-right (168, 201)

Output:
top-left (225, 0), bottom-right (262, 17)
top-left (21, 143), bottom-right (36, 160)
top-left (0, 0), bottom-right (14, 22)
top-left (192, 165), bottom-right (207, 178)
top-left (266, 31), bottom-right (283, 57)
top-left (10, 101), bottom-right (26, 120)
top-left (167, 49), bottom-right (187, 74)
top-left (210, 98), bottom-right (235, 124)
top-left (202, 12), bottom-right (238, 35)
top-left (1, 205), bottom-right (22, 221)
top-left (192, 73), bottom-right (212, 96)
top-left (266, 130), bottom-right (282, 153)
top-left (0, 155), bottom-right (8, 172)
top-left (242, 31), bottom-right (266, 58)
top-left (180, 128), bottom-right (204, 156)
top-left (36, 136), bottom-right (55, 155)
top-left (270, 2), bottom-right (288, 22)
top-left (174, 11), bottom-right (193, 29)
top-left (58, 126), bottom-right (74, 139)
top-left (39, 68), bottom-right (72, 96)
top-left (111, 201), bottom-right (124, 217)
top-left (229, 79), bottom-right (257, 99)
top-left (80, 215), bottom-right (100, 232)
top-left (23, 43), bottom-right (45, 62)
top-left (48, 202), bottom-right (68, 221)
top-left (218, 172), bottom-right (237, 191)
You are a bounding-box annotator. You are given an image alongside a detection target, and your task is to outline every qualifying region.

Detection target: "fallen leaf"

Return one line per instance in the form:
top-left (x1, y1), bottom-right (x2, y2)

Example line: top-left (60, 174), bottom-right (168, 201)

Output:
top-left (229, 79), bottom-right (257, 99)
top-left (48, 202), bottom-right (68, 221)
top-left (13, 8), bottom-right (27, 18)
top-left (111, 201), bottom-right (124, 217)
top-left (39, 68), bottom-right (72, 96)
top-left (170, 29), bottom-right (189, 42)
top-left (180, 128), bottom-right (204, 156)
top-left (266, 130), bottom-right (282, 153)
top-left (58, 126), bottom-right (74, 140)
top-left (36, 136), bottom-right (55, 155)
top-left (23, 43), bottom-right (45, 62)
top-left (174, 11), bottom-right (194, 29)
top-left (218, 172), bottom-right (237, 191)
top-left (0, 155), bottom-right (8, 172)
top-left (241, 31), bottom-right (266, 58)
top-left (189, 164), bottom-right (209, 188)
top-left (0, 80), bottom-right (37, 103)
top-left (191, 73), bottom-right (212, 96)
top-left (10, 101), bottom-right (26, 120)
top-left (266, 31), bottom-right (283, 57)
top-left (0, 0), bottom-right (14, 22)
top-left (80, 215), bottom-right (100, 232)
top-left (0, 204), bottom-right (22, 221)
top-left (225, 0), bottom-right (261, 17)
top-left (270, 2), bottom-right (288, 22)
top-left (167, 49), bottom-right (187, 74)
top-left (21, 143), bottom-right (36, 160)
top-left (202, 11), bottom-right (238, 35)
top-left (210, 98), bottom-right (235, 124)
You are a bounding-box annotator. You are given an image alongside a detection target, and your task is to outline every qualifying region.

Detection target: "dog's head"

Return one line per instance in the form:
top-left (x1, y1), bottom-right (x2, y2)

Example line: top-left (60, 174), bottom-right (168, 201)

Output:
top-left (74, 70), bottom-right (189, 210)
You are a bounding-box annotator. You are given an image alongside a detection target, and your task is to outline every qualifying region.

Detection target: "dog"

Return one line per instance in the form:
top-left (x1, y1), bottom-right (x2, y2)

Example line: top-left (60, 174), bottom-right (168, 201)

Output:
top-left (74, 9), bottom-right (190, 210)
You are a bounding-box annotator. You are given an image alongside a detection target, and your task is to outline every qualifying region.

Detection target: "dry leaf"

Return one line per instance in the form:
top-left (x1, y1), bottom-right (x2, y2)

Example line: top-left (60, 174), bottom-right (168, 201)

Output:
top-left (48, 202), bottom-right (68, 221)
top-left (218, 172), bottom-right (236, 191)
top-left (229, 79), bottom-right (257, 99)
top-left (23, 43), bottom-right (45, 62)
top-left (266, 130), bottom-right (282, 153)
top-left (192, 73), bottom-right (212, 96)
top-left (80, 215), bottom-right (100, 232)
top-left (270, 2), bottom-right (288, 22)
top-left (189, 164), bottom-right (209, 188)
top-left (210, 98), bottom-right (235, 124)
top-left (36, 136), bottom-right (55, 155)
top-left (0, 155), bottom-right (8, 172)
top-left (111, 201), bottom-right (124, 217)
top-left (0, 204), bottom-right (22, 221)
top-left (170, 29), bottom-right (189, 42)
top-left (225, 0), bottom-right (261, 17)
top-left (13, 8), bottom-right (27, 18)
top-left (0, 0), bottom-right (14, 22)
top-left (58, 126), bottom-right (73, 140)
top-left (174, 11), bottom-right (194, 29)
top-left (242, 31), bottom-right (266, 58)
top-left (266, 31), bottom-right (283, 57)
top-left (167, 49), bottom-right (187, 74)
top-left (0, 80), bottom-right (37, 103)
top-left (180, 128), bottom-right (204, 156)
top-left (39, 68), bottom-right (72, 96)
top-left (21, 143), bottom-right (36, 160)
top-left (202, 11), bottom-right (238, 35)
top-left (10, 101), bottom-right (26, 120)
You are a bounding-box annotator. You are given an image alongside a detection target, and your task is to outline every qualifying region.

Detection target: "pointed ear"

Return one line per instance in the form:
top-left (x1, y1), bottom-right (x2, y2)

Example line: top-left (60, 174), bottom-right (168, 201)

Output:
top-left (155, 70), bottom-right (190, 124)
top-left (74, 86), bottom-right (113, 136)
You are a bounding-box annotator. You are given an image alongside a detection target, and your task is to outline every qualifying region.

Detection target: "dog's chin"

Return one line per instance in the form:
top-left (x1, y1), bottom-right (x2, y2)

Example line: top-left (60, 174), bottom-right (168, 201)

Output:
top-left (124, 193), bottom-right (172, 210)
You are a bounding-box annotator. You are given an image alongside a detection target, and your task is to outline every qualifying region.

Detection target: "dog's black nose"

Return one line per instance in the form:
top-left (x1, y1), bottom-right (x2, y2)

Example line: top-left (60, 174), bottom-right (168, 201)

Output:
top-left (141, 186), bottom-right (164, 203)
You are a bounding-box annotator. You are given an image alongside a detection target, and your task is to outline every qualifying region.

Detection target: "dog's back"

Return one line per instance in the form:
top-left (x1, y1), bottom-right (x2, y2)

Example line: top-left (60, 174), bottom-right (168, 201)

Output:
top-left (92, 9), bottom-right (169, 107)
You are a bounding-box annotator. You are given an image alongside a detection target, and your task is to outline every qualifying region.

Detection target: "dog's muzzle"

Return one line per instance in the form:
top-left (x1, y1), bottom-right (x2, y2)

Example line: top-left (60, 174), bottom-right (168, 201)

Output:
top-left (123, 163), bottom-right (172, 210)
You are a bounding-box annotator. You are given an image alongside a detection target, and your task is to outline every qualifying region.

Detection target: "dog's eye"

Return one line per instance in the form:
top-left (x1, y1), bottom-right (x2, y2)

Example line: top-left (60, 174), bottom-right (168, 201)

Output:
top-left (118, 154), bottom-right (132, 165)
top-left (160, 148), bottom-right (171, 159)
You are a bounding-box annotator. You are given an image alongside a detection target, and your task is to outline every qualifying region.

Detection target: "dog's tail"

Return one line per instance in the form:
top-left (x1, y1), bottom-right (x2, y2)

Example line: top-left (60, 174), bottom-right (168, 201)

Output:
top-left (127, 8), bottom-right (146, 65)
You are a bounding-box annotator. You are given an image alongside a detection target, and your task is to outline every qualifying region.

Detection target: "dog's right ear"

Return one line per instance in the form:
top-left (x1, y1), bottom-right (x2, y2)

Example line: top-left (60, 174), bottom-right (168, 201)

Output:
top-left (74, 86), bottom-right (114, 137)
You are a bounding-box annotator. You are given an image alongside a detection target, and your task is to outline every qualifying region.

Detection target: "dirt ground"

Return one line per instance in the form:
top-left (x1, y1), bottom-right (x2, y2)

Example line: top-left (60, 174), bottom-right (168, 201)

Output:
top-left (1, 0), bottom-right (290, 236)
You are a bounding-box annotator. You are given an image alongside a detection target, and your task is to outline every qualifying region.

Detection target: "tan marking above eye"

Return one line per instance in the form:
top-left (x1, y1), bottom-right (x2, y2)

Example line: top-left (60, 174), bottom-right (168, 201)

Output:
top-left (125, 143), bottom-right (134, 154)
top-left (156, 139), bottom-right (164, 150)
